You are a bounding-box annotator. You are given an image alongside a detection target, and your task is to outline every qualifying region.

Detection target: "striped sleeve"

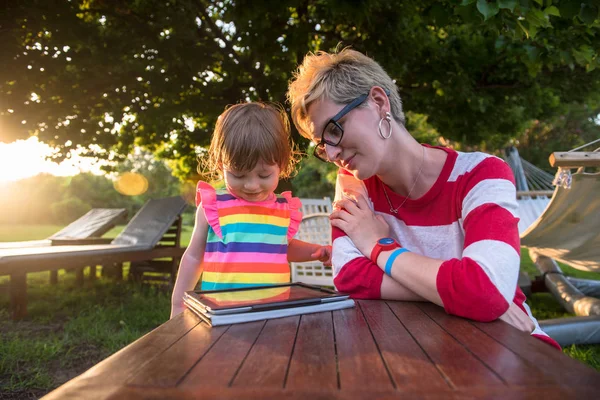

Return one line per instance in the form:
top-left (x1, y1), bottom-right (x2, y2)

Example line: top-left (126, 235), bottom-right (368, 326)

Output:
top-left (437, 157), bottom-right (522, 321)
top-left (331, 169), bottom-right (384, 298)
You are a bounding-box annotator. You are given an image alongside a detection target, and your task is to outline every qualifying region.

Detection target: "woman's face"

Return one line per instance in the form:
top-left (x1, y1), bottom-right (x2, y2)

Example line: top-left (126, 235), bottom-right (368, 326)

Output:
top-left (306, 96), bottom-right (382, 180)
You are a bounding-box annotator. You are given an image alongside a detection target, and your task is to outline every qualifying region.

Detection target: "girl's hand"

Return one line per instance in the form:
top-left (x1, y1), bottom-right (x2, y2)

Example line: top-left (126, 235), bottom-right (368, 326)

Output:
top-left (311, 245), bottom-right (332, 267)
top-left (330, 190), bottom-right (390, 258)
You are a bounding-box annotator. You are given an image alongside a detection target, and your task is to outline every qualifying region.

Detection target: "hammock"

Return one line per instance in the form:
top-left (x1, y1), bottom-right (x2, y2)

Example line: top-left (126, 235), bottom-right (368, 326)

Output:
top-left (520, 170), bottom-right (600, 272)
top-left (504, 147), bottom-right (554, 235)
top-left (507, 139), bottom-right (600, 272)
top-left (504, 141), bottom-right (600, 345)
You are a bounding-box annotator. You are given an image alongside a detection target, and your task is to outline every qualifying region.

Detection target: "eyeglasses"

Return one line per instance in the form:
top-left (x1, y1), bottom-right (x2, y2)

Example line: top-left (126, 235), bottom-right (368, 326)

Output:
top-left (313, 89), bottom-right (390, 162)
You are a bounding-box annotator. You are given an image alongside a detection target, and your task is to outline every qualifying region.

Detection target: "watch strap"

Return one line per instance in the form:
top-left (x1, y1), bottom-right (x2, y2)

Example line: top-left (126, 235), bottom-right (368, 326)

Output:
top-left (370, 238), bottom-right (400, 264)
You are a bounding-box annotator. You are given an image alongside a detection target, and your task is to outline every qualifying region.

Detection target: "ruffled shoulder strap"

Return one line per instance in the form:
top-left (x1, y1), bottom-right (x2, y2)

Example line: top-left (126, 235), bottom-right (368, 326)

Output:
top-left (280, 191), bottom-right (302, 240)
top-left (196, 181), bottom-right (223, 239)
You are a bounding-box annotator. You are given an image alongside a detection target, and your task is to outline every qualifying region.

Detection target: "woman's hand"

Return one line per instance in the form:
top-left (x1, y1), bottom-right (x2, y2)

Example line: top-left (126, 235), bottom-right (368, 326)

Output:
top-left (311, 245), bottom-right (332, 267)
top-left (499, 302), bottom-right (535, 333)
top-left (329, 190), bottom-right (390, 258)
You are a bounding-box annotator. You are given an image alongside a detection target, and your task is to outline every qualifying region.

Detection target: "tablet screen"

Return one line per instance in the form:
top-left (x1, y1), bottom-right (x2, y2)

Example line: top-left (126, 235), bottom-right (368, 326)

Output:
top-left (194, 284), bottom-right (343, 311)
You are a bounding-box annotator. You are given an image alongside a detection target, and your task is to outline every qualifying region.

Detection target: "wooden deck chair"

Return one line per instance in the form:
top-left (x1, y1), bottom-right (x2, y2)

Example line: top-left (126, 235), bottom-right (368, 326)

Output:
top-left (290, 213), bottom-right (333, 287)
top-left (0, 196), bottom-right (188, 319)
top-left (0, 208), bottom-right (127, 249)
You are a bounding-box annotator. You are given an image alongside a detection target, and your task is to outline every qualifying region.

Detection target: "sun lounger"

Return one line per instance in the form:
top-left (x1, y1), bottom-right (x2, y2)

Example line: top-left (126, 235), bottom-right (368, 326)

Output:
top-left (0, 208), bottom-right (127, 249)
top-left (0, 196), bottom-right (188, 319)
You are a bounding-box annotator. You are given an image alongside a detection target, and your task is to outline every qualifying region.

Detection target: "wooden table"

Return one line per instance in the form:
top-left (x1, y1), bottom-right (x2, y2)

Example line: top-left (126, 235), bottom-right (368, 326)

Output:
top-left (43, 300), bottom-right (600, 399)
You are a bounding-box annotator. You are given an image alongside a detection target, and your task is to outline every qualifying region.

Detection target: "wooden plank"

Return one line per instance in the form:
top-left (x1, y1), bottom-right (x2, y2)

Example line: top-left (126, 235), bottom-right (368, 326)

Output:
top-left (114, 263), bottom-right (123, 281)
top-left (40, 300), bottom-right (600, 399)
top-left (474, 320), bottom-right (600, 389)
top-left (75, 267), bottom-right (84, 286)
top-left (179, 320), bottom-right (265, 388)
top-left (9, 272), bottom-right (27, 320)
top-left (359, 300), bottom-right (449, 390)
top-left (387, 302), bottom-right (504, 389)
top-left (101, 263), bottom-right (123, 281)
top-left (50, 237), bottom-right (113, 246)
top-left (50, 270), bottom-right (58, 285)
top-left (418, 303), bottom-right (553, 387)
top-left (231, 316), bottom-right (299, 388)
top-left (333, 304), bottom-right (394, 390)
top-left (0, 246), bottom-right (186, 275)
top-left (73, 311), bottom-right (200, 385)
top-left (43, 383), bottom-right (596, 399)
top-left (549, 151), bottom-right (600, 168)
top-left (286, 311), bottom-right (337, 390)
top-left (516, 190), bottom-right (554, 199)
top-left (127, 321), bottom-right (228, 387)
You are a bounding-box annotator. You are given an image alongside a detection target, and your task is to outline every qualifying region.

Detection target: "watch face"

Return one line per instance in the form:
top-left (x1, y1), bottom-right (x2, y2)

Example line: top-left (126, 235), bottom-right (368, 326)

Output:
top-left (379, 238), bottom-right (395, 245)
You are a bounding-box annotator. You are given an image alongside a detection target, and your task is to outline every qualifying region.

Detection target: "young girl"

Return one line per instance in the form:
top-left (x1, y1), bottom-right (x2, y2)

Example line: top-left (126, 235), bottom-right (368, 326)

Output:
top-left (170, 102), bottom-right (332, 318)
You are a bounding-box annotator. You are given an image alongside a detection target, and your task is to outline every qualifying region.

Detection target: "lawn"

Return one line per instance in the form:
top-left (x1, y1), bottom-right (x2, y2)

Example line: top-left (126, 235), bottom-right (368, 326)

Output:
top-left (1, 224), bottom-right (599, 398)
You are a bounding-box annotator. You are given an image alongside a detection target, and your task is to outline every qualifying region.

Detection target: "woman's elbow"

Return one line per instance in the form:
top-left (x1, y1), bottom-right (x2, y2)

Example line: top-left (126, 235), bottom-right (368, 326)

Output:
top-left (443, 293), bottom-right (509, 322)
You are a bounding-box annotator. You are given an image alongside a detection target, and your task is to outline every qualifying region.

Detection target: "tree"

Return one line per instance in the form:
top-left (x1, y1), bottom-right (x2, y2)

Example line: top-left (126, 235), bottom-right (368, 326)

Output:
top-left (291, 155), bottom-right (337, 198)
top-left (1, 0), bottom-right (599, 178)
top-left (0, 173), bottom-right (66, 224)
top-left (512, 100), bottom-right (600, 173)
top-left (111, 148), bottom-right (184, 201)
top-left (0, 152), bottom-right (184, 224)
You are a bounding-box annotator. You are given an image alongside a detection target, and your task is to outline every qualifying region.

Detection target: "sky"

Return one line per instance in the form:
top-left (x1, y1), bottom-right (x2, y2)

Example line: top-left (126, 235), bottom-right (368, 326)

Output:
top-left (0, 137), bottom-right (102, 183)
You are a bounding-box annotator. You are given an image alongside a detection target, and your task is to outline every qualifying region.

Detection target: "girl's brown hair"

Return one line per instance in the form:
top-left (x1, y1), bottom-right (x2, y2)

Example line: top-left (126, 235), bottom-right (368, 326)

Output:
top-left (202, 102), bottom-right (300, 179)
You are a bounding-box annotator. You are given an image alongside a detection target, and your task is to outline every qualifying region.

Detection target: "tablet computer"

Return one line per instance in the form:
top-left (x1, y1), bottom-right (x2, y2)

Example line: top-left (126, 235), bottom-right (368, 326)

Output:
top-left (184, 283), bottom-right (349, 315)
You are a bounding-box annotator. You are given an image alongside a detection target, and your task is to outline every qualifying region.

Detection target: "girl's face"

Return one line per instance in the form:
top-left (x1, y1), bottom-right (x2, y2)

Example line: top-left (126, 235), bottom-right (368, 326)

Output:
top-left (223, 160), bottom-right (281, 202)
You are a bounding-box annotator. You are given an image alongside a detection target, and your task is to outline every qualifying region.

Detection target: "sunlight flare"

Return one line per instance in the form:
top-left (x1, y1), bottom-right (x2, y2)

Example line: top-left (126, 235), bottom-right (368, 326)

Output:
top-left (0, 137), bottom-right (102, 183)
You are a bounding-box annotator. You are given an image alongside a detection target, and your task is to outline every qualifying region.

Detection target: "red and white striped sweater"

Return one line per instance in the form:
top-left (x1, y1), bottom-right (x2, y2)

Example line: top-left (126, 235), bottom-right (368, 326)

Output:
top-left (332, 145), bottom-right (559, 349)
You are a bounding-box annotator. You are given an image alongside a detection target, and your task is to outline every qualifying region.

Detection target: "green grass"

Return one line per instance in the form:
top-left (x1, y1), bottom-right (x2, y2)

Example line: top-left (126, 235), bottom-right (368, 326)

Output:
top-left (1, 226), bottom-right (599, 397)
top-left (520, 248), bottom-right (600, 370)
top-left (0, 270), bottom-right (172, 397)
top-left (0, 223), bottom-right (193, 398)
top-left (0, 224), bottom-right (67, 242)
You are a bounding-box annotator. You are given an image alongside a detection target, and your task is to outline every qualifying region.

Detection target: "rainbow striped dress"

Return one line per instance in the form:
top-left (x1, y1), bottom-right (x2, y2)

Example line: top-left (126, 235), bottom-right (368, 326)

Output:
top-left (196, 181), bottom-right (302, 290)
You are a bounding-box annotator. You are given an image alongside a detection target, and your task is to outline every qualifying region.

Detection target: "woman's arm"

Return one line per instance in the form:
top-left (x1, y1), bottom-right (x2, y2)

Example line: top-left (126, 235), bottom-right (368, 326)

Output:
top-left (287, 238), bottom-right (332, 265)
top-left (328, 173), bottom-right (425, 300)
top-left (331, 158), bottom-right (526, 324)
top-left (170, 207), bottom-right (209, 318)
top-left (330, 195), bottom-right (442, 303)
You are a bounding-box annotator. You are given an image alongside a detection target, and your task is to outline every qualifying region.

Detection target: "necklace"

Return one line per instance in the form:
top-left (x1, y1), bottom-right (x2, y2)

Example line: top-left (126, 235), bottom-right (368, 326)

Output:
top-left (382, 146), bottom-right (425, 214)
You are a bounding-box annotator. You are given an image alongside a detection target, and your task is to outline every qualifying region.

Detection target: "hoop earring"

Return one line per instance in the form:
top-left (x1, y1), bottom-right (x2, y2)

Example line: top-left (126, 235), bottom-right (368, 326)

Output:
top-left (378, 112), bottom-right (393, 139)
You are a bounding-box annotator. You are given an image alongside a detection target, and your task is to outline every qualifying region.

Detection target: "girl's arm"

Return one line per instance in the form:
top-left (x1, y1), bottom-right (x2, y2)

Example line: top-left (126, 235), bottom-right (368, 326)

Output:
top-left (170, 206), bottom-right (209, 318)
top-left (287, 238), bottom-right (332, 266)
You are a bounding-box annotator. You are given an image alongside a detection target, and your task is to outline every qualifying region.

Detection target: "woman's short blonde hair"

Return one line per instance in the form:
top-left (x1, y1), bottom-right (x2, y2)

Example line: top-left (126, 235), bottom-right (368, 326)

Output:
top-left (202, 102), bottom-right (300, 180)
top-left (287, 48), bottom-right (405, 139)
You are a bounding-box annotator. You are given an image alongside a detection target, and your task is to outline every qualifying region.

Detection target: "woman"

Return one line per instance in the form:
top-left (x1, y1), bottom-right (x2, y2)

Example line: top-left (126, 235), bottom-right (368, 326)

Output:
top-left (286, 48), bottom-right (559, 349)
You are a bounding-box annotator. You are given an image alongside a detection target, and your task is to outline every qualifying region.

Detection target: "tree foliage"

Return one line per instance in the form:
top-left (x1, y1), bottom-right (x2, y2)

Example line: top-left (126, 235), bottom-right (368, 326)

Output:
top-left (1, 0), bottom-right (599, 179)
top-left (512, 99), bottom-right (600, 173)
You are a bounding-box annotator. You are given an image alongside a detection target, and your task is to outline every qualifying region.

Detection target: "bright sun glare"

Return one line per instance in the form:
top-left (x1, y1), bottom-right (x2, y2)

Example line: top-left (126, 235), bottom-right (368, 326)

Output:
top-left (0, 137), bottom-right (102, 183)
